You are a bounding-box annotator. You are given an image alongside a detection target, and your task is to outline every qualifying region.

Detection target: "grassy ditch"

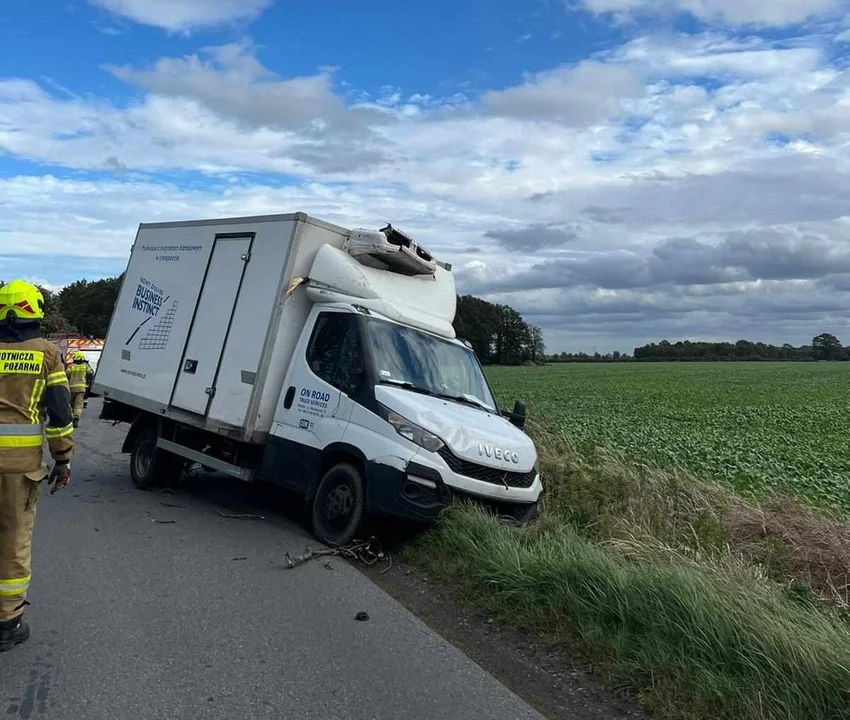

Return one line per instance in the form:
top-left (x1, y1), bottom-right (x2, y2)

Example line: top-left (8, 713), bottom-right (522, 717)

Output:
top-left (409, 422), bottom-right (850, 720)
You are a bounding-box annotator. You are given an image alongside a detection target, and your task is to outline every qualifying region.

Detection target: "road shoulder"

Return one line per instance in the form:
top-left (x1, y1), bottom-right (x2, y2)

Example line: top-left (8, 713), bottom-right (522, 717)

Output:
top-left (361, 555), bottom-right (647, 720)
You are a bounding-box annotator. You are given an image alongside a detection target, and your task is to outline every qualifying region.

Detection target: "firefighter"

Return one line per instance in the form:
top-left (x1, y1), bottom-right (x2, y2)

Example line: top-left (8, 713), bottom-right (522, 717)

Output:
top-left (67, 351), bottom-right (93, 427)
top-left (0, 280), bottom-right (74, 652)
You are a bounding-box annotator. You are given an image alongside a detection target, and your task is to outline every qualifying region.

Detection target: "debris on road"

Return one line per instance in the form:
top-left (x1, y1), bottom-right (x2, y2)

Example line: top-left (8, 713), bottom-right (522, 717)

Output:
top-left (215, 507), bottom-right (266, 521)
top-left (355, 612), bottom-right (370, 622)
top-left (283, 537), bottom-right (384, 569)
top-left (151, 519), bottom-right (176, 524)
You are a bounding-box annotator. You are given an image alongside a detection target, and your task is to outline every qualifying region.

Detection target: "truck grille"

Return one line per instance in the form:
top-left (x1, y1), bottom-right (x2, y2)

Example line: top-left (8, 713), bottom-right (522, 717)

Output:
top-left (437, 446), bottom-right (538, 489)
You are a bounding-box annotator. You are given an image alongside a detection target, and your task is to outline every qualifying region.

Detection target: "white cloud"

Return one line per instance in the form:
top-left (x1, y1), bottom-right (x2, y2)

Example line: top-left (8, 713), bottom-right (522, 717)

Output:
top-left (580, 0), bottom-right (841, 27)
top-left (88, 0), bottom-right (273, 32)
top-left (106, 44), bottom-right (381, 134)
top-left (482, 60), bottom-right (642, 125)
top-left (615, 34), bottom-right (823, 77)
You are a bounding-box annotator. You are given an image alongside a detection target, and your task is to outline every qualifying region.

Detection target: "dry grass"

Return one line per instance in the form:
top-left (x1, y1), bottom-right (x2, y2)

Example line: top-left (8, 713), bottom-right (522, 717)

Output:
top-left (726, 498), bottom-right (850, 606)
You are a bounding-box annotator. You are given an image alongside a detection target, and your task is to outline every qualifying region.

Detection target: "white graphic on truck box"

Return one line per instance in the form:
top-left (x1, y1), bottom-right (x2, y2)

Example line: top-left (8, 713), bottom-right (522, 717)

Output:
top-left (125, 276), bottom-right (176, 350)
top-left (138, 301), bottom-right (179, 350)
top-left (132, 277), bottom-right (165, 317)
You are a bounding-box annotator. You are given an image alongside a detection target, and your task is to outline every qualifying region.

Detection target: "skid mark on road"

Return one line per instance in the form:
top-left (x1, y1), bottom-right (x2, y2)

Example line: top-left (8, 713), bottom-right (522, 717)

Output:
top-left (5, 650), bottom-right (55, 719)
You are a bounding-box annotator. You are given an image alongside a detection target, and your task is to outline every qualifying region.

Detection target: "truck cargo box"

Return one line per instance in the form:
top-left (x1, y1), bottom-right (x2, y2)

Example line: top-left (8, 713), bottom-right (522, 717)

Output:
top-left (94, 213), bottom-right (350, 442)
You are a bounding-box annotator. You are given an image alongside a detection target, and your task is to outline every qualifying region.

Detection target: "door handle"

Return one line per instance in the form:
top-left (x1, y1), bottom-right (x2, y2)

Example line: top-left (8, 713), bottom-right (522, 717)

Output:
top-left (284, 386), bottom-right (295, 409)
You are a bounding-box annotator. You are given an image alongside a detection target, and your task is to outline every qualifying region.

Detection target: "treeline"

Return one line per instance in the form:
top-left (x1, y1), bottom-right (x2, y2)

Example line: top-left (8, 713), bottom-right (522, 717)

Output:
top-left (453, 295), bottom-right (545, 365)
top-left (633, 335), bottom-right (848, 362)
top-left (550, 351), bottom-right (630, 363)
top-left (549, 334), bottom-right (849, 363)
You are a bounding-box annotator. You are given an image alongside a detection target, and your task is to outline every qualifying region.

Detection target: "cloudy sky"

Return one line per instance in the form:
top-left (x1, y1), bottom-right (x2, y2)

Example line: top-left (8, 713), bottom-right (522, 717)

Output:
top-left (2, 0), bottom-right (850, 352)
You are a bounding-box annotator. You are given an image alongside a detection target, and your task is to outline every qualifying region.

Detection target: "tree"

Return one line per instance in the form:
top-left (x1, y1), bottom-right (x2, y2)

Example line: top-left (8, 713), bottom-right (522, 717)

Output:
top-left (38, 286), bottom-right (77, 335)
top-left (59, 276), bottom-right (122, 337)
top-left (529, 326), bottom-right (545, 364)
top-left (812, 333), bottom-right (841, 361)
top-left (453, 295), bottom-right (541, 365)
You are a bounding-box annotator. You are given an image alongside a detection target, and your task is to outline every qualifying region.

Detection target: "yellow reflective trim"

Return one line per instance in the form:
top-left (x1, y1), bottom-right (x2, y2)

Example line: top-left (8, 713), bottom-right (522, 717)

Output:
top-left (28, 379), bottom-right (45, 424)
top-left (0, 435), bottom-right (43, 448)
top-left (0, 350), bottom-right (44, 375)
top-left (0, 575), bottom-right (31, 595)
top-left (47, 370), bottom-right (68, 386)
top-left (45, 423), bottom-right (74, 439)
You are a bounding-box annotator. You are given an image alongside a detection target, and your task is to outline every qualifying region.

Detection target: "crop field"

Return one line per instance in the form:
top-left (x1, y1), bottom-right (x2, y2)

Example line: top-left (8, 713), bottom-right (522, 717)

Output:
top-left (486, 362), bottom-right (850, 514)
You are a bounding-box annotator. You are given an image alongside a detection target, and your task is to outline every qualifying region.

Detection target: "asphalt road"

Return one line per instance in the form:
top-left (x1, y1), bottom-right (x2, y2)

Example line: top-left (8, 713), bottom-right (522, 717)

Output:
top-left (0, 403), bottom-right (541, 720)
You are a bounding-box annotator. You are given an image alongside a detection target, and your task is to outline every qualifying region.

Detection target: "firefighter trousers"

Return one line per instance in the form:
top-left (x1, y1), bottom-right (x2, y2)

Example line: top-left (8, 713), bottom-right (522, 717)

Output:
top-left (71, 393), bottom-right (85, 421)
top-left (0, 469), bottom-right (44, 622)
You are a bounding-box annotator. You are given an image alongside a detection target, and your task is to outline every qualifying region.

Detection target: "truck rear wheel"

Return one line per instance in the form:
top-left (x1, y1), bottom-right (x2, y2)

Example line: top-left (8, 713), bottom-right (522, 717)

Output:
top-left (311, 463), bottom-right (365, 546)
top-left (129, 425), bottom-right (185, 490)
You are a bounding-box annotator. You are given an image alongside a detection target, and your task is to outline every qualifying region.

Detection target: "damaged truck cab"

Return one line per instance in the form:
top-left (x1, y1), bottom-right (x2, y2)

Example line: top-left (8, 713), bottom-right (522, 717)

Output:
top-left (94, 213), bottom-right (541, 545)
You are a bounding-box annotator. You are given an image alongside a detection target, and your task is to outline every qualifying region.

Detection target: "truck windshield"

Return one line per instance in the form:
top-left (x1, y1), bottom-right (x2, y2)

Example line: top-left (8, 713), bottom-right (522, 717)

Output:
top-left (363, 318), bottom-right (497, 412)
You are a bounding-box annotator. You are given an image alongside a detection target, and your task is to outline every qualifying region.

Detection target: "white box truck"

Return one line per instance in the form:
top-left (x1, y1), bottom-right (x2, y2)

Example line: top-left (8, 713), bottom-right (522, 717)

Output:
top-left (94, 213), bottom-right (541, 544)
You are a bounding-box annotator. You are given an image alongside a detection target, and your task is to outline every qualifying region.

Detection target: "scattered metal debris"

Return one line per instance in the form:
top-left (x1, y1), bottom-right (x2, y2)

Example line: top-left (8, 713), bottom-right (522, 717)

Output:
top-left (283, 536), bottom-right (384, 569)
top-left (215, 507), bottom-right (266, 521)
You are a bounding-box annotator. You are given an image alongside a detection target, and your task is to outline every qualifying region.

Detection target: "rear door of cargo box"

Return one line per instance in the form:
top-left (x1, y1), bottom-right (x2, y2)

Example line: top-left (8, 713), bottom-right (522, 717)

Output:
top-left (170, 233), bottom-right (253, 416)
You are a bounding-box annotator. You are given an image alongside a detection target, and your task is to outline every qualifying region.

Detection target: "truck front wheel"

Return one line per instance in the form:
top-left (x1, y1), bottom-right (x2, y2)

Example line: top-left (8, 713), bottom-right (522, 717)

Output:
top-left (311, 463), bottom-right (365, 546)
top-left (129, 425), bottom-right (185, 490)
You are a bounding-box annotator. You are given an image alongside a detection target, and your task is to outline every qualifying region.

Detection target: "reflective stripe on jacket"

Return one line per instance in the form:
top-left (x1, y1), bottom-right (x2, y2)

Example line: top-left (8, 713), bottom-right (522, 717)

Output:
top-left (67, 362), bottom-right (90, 392)
top-left (0, 336), bottom-right (74, 472)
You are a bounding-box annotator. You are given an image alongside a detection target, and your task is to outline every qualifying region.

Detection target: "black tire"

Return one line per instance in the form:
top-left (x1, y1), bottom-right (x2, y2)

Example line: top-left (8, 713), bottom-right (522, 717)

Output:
top-left (311, 463), bottom-right (365, 546)
top-left (129, 425), bottom-right (186, 490)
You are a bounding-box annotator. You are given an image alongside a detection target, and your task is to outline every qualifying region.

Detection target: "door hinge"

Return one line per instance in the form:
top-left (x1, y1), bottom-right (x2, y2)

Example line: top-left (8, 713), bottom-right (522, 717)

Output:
top-left (205, 387), bottom-right (216, 398)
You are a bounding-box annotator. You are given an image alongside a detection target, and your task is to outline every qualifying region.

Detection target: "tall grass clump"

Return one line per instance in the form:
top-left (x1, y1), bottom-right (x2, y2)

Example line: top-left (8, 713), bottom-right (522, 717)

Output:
top-left (411, 504), bottom-right (850, 720)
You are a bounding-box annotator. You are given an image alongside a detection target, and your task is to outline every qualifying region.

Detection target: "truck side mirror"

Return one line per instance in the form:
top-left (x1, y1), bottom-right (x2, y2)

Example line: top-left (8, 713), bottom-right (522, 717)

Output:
top-left (508, 400), bottom-right (527, 430)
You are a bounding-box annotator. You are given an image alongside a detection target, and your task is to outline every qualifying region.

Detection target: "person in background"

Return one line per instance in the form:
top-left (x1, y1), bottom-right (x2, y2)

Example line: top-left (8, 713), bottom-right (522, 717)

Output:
top-left (0, 280), bottom-right (74, 652)
top-left (67, 352), bottom-right (93, 428)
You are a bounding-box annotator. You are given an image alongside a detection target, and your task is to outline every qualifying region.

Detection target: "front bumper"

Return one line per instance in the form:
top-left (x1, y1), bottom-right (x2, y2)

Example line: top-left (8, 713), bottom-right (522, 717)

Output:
top-left (365, 455), bottom-right (541, 525)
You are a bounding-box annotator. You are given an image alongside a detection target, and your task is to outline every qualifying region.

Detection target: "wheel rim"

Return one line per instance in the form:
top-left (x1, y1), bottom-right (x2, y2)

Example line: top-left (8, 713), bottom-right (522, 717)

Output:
top-left (134, 435), bottom-right (154, 480)
top-left (325, 482), bottom-right (355, 529)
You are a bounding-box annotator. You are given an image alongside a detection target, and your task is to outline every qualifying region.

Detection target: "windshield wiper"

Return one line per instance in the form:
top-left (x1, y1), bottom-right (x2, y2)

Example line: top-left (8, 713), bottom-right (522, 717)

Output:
top-left (379, 379), bottom-right (435, 396)
top-left (379, 380), bottom-right (491, 409)
top-left (436, 393), bottom-right (492, 411)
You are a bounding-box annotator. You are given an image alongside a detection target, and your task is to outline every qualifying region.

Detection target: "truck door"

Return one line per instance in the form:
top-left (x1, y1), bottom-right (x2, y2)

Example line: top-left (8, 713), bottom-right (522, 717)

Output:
top-left (170, 233), bottom-right (253, 415)
top-left (268, 311), bottom-right (363, 490)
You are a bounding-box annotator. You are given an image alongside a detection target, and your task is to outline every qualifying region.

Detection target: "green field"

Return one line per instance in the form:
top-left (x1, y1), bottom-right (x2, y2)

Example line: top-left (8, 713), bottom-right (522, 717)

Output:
top-left (486, 363), bottom-right (850, 514)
